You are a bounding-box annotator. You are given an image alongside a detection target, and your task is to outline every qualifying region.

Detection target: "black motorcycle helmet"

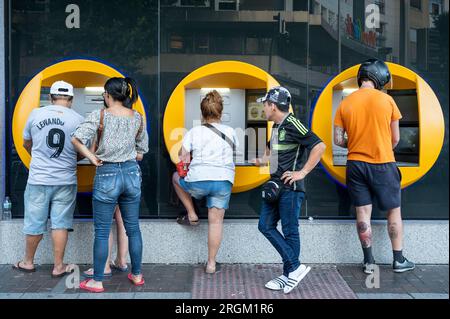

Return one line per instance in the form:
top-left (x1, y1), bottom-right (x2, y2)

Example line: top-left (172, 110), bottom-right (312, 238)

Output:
top-left (357, 59), bottom-right (391, 90)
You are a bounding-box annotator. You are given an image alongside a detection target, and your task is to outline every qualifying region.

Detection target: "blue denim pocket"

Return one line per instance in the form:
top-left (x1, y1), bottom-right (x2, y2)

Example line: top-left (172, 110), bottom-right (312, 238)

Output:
top-left (26, 184), bottom-right (47, 204)
top-left (127, 167), bottom-right (142, 191)
top-left (94, 172), bottom-right (117, 193)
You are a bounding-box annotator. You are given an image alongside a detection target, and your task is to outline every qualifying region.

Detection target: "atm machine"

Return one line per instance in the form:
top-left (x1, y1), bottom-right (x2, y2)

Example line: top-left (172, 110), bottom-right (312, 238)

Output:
top-left (13, 59), bottom-right (147, 194)
top-left (184, 88), bottom-right (267, 166)
top-left (311, 61), bottom-right (444, 189)
top-left (388, 89), bottom-right (420, 166)
top-left (72, 87), bottom-right (105, 118)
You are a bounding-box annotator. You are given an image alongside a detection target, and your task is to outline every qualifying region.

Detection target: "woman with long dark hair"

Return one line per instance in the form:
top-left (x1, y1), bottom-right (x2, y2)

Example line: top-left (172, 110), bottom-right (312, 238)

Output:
top-left (72, 77), bottom-right (148, 293)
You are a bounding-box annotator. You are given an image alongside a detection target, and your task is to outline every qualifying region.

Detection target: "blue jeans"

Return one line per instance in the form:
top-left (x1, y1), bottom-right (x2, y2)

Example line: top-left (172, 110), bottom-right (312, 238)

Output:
top-left (258, 189), bottom-right (305, 277)
top-left (92, 160), bottom-right (143, 282)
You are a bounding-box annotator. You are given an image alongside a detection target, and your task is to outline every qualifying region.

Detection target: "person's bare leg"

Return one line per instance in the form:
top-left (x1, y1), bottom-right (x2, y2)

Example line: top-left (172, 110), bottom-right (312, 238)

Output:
top-left (114, 207), bottom-right (129, 268)
top-left (387, 207), bottom-right (414, 271)
top-left (16, 235), bottom-right (43, 270)
top-left (172, 172), bottom-right (198, 222)
top-left (387, 207), bottom-right (403, 251)
top-left (356, 205), bottom-right (375, 264)
top-left (52, 229), bottom-right (74, 275)
top-left (207, 207), bottom-right (225, 271)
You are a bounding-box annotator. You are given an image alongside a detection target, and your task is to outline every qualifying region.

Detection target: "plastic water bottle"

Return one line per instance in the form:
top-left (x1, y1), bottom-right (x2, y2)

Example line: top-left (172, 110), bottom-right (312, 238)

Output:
top-left (2, 197), bottom-right (12, 221)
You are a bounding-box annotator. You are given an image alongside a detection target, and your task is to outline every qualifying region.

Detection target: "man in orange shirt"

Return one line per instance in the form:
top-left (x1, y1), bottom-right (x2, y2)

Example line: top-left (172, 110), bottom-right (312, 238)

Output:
top-left (334, 59), bottom-right (415, 274)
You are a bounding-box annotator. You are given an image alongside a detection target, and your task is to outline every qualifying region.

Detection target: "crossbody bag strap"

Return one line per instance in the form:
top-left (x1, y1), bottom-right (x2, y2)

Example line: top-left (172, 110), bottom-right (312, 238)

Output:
top-left (203, 123), bottom-right (236, 162)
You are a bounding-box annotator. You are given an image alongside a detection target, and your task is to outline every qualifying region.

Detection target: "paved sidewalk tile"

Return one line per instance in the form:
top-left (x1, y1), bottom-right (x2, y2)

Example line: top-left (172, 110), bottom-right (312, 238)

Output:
top-left (0, 293), bottom-right (24, 299)
top-left (0, 264), bottom-right (447, 299)
top-left (20, 293), bottom-right (80, 299)
top-left (410, 293), bottom-right (449, 299)
top-left (356, 293), bottom-right (413, 299)
top-left (337, 264), bottom-right (449, 296)
top-left (192, 264), bottom-right (357, 299)
top-left (72, 264), bottom-right (193, 294)
top-left (134, 292), bottom-right (192, 299)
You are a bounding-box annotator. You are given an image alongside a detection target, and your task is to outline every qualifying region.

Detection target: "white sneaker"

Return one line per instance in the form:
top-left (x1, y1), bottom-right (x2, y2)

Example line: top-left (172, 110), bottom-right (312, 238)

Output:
top-left (265, 275), bottom-right (288, 291)
top-left (284, 265), bottom-right (311, 294)
top-left (363, 262), bottom-right (376, 275)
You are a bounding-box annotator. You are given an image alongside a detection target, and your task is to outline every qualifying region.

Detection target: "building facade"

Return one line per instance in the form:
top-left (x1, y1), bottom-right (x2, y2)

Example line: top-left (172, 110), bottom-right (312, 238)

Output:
top-left (0, 0), bottom-right (448, 219)
top-left (0, 0), bottom-right (448, 264)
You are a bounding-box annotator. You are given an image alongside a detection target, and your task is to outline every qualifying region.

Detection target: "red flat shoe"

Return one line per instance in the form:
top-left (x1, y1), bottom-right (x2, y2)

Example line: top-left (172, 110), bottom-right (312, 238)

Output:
top-left (128, 273), bottom-right (145, 286)
top-left (79, 279), bottom-right (105, 293)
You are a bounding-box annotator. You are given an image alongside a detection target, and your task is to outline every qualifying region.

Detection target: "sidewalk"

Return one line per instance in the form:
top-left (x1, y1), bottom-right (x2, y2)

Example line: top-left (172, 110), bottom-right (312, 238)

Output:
top-left (0, 264), bottom-right (448, 299)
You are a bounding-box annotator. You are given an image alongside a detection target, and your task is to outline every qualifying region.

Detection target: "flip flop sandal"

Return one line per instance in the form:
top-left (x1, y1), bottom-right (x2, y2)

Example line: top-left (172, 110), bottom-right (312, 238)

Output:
top-left (128, 273), bottom-right (145, 286)
top-left (176, 214), bottom-right (199, 226)
top-left (12, 261), bottom-right (36, 273)
top-left (83, 268), bottom-right (112, 279)
top-left (205, 262), bottom-right (222, 274)
top-left (110, 261), bottom-right (128, 272)
top-left (51, 264), bottom-right (76, 278)
top-left (79, 279), bottom-right (105, 293)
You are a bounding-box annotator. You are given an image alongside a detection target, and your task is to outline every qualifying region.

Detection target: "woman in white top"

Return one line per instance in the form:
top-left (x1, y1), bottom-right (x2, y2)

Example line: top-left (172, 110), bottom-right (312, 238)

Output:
top-left (172, 90), bottom-right (238, 274)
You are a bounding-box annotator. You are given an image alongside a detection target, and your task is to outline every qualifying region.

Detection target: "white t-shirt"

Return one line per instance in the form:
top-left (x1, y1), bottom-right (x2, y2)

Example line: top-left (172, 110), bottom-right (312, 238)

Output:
top-left (182, 123), bottom-right (239, 184)
top-left (23, 105), bottom-right (84, 185)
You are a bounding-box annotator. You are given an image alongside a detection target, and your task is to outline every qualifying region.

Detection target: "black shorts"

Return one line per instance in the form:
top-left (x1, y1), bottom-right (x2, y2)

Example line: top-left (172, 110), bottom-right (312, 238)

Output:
top-left (346, 160), bottom-right (401, 211)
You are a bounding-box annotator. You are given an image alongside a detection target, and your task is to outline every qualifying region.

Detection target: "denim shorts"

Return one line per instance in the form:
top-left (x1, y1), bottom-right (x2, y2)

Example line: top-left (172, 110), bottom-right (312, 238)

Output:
top-left (179, 179), bottom-right (233, 210)
top-left (23, 184), bottom-right (77, 235)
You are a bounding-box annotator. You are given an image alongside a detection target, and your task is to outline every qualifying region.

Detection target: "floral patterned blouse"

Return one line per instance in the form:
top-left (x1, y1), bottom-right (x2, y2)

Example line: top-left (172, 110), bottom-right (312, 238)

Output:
top-left (73, 109), bottom-right (149, 163)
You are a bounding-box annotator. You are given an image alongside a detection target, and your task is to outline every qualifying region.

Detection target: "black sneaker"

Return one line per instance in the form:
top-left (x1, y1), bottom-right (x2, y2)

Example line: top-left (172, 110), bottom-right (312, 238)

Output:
top-left (362, 262), bottom-right (376, 274)
top-left (393, 258), bottom-right (415, 273)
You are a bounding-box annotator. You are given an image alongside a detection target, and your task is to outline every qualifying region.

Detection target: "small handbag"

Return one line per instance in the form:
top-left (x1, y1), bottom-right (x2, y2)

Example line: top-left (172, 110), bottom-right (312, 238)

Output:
top-left (262, 179), bottom-right (283, 203)
top-left (176, 160), bottom-right (190, 178)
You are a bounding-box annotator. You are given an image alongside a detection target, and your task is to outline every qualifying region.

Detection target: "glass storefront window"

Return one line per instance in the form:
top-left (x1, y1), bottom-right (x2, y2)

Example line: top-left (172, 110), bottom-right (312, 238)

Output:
top-left (6, 0), bottom-right (448, 220)
top-left (7, 0), bottom-right (159, 218)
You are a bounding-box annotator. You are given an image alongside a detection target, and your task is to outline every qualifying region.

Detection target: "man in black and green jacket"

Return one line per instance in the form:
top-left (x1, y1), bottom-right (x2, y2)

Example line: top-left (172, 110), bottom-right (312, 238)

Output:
top-left (254, 86), bottom-right (326, 294)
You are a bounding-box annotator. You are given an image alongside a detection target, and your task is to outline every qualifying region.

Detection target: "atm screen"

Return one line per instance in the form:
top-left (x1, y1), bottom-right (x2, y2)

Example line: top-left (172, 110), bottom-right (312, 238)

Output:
top-left (388, 90), bottom-right (419, 123)
top-left (395, 127), bottom-right (419, 165)
top-left (40, 87), bottom-right (51, 106)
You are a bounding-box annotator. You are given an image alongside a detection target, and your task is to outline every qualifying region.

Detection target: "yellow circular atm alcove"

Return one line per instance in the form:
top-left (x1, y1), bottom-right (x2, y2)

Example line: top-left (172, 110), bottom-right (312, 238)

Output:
top-left (311, 62), bottom-right (445, 189)
top-left (12, 59), bottom-right (147, 192)
top-left (163, 61), bottom-right (283, 193)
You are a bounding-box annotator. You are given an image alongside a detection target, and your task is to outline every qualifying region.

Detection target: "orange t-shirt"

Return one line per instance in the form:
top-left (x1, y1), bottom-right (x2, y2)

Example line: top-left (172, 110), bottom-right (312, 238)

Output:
top-left (334, 88), bottom-right (402, 164)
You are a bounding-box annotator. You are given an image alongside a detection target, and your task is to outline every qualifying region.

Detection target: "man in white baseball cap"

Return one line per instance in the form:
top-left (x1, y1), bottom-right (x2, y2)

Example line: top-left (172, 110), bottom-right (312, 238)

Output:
top-left (13, 80), bottom-right (84, 278)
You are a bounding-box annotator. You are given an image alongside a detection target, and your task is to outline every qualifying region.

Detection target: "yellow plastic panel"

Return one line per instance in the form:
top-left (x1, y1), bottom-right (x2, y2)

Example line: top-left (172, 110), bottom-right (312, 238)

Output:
top-left (311, 62), bottom-right (444, 189)
top-left (12, 59), bottom-right (147, 192)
